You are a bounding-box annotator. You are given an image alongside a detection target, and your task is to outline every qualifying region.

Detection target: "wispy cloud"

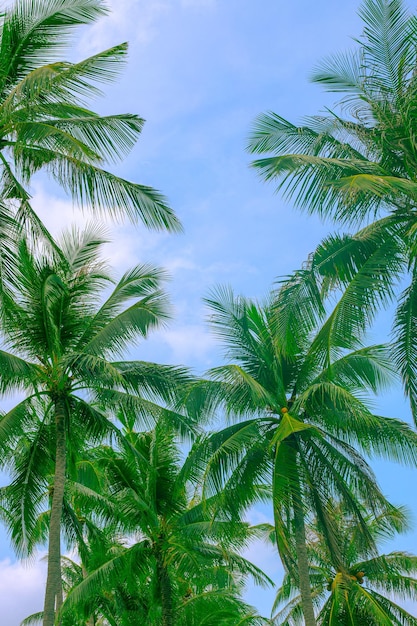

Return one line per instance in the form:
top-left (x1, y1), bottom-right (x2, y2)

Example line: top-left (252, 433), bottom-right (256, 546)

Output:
top-left (180, 0), bottom-right (216, 7)
top-left (77, 0), bottom-right (218, 57)
top-left (0, 557), bottom-right (46, 624)
top-left (78, 0), bottom-right (170, 54)
top-left (160, 323), bottom-right (216, 363)
top-left (30, 182), bottom-right (172, 270)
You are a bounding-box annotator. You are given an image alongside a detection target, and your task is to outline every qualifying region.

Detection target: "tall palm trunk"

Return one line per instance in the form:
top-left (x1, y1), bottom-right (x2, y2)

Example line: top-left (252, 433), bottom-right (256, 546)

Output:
top-left (156, 549), bottom-right (174, 626)
top-left (43, 398), bottom-right (67, 626)
top-left (293, 476), bottom-right (316, 626)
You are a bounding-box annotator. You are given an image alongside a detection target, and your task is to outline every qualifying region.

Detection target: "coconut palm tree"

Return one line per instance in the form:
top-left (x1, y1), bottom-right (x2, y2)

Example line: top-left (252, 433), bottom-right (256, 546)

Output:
top-left (248, 0), bottom-right (417, 422)
top-left (0, 225), bottom-right (196, 626)
top-left (0, 0), bottom-right (180, 269)
top-left (60, 419), bottom-right (272, 626)
top-left (272, 504), bottom-right (417, 625)
top-left (21, 526), bottom-right (124, 626)
top-left (201, 285), bottom-right (417, 626)
top-left (52, 538), bottom-right (270, 626)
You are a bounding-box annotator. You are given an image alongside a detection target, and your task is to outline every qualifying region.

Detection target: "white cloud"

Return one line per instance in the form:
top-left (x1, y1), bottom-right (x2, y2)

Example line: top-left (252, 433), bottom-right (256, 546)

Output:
top-left (0, 557), bottom-right (46, 625)
top-left (31, 183), bottom-right (91, 235)
top-left (159, 324), bottom-right (216, 363)
top-left (180, 0), bottom-right (216, 7)
top-left (161, 254), bottom-right (197, 273)
top-left (29, 182), bottom-right (172, 273)
top-left (76, 0), bottom-right (218, 56)
top-left (78, 0), bottom-right (171, 54)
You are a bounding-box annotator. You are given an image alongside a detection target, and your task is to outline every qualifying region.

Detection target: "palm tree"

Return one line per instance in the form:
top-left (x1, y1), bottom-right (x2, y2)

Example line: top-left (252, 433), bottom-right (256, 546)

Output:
top-left (61, 419), bottom-right (272, 626)
top-left (0, 0), bottom-right (180, 267)
top-left (248, 0), bottom-right (417, 421)
top-left (57, 540), bottom-right (270, 626)
top-left (272, 504), bottom-right (417, 625)
top-left (0, 225), bottom-right (195, 626)
top-left (21, 525), bottom-right (124, 626)
top-left (201, 285), bottom-right (417, 626)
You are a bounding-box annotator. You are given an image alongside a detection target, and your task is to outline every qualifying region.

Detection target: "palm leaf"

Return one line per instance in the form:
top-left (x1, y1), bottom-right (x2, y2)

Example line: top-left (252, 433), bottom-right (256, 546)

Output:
top-left (359, 0), bottom-right (417, 94)
top-left (0, 408), bottom-right (52, 556)
top-left (311, 49), bottom-right (364, 94)
top-left (0, 0), bottom-right (108, 87)
top-left (4, 43), bottom-right (128, 109)
top-left (0, 350), bottom-right (40, 393)
top-left (392, 262), bottom-right (417, 423)
top-left (50, 155), bottom-right (182, 230)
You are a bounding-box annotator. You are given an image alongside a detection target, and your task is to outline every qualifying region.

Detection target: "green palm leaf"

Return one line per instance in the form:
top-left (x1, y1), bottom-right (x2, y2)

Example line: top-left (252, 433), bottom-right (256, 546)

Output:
top-left (392, 263), bottom-right (417, 419)
top-left (247, 0), bottom-right (417, 422)
top-left (0, 0), bottom-right (108, 87)
top-left (50, 155), bottom-right (182, 230)
top-left (203, 283), bottom-right (417, 625)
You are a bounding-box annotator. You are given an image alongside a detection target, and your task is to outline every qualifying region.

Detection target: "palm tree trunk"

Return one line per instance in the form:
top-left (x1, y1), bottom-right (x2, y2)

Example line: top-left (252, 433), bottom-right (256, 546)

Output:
top-left (156, 550), bottom-right (174, 626)
top-left (293, 480), bottom-right (316, 626)
top-left (43, 398), bottom-right (66, 626)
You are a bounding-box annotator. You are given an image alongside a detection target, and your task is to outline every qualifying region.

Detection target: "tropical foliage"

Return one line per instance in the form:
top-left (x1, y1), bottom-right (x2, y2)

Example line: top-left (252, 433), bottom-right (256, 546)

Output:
top-left (0, 0), bottom-right (417, 625)
top-left (0, 226), bottom-right (196, 626)
top-left (248, 0), bottom-right (417, 423)
top-left (200, 285), bottom-right (417, 625)
top-left (57, 420), bottom-right (272, 625)
top-left (0, 0), bottom-right (180, 287)
top-left (272, 504), bottom-right (417, 625)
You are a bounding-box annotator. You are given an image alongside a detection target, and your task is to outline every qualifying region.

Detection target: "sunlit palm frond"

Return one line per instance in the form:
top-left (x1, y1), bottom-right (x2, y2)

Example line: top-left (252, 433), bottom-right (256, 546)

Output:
top-left (50, 155), bottom-right (182, 230)
top-left (247, 0), bottom-right (417, 426)
top-left (0, 0), bottom-right (108, 88)
top-left (310, 50), bottom-right (364, 94)
top-left (392, 263), bottom-right (417, 422)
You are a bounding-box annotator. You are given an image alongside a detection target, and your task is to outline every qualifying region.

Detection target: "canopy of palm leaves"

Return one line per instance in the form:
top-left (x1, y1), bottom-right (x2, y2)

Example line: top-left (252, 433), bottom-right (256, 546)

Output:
top-left (57, 420), bottom-right (271, 626)
top-left (272, 504), bottom-right (417, 626)
top-left (0, 0), bottom-right (181, 255)
top-left (201, 285), bottom-right (417, 625)
top-left (248, 0), bottom-right (417, 422)
top-left (0, 226), bottom-right (197, 626)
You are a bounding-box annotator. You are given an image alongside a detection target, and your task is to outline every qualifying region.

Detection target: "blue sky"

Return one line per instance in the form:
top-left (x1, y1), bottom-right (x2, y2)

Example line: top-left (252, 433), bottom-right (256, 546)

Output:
top-left (2, 0), bottom-right (417, 622)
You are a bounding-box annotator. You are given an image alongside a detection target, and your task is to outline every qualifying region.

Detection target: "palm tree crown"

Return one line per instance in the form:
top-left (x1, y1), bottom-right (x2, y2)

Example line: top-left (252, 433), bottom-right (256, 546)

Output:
top-left (201, 285), bottom-right (417, 625)
top-left (0, 0), bottom-right (181, 247)
top-left (60, 420), bottom-right (271, 626)
top-left (273, 505), bottom-right (417, 626)
top-left (248, 0), bottom-right (417, 422)
top-left (0, 226), bottom-right (195, 626)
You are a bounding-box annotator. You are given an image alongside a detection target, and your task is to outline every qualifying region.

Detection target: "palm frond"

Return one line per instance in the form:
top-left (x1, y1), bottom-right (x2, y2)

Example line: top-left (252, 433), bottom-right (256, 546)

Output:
top-left (24, 112), bottom-right (144, 163)
top-left (359, 0), bottom-right (417, 95)
top-left (50, 155), bottom-right (182, 230)
top-left (392, 262), bottom-right (417, 423)
top-left (0, 350), bottom-right (40, 394)
top-left (0, 0), bottom-right (108, 87)
top-left (111, 361), bottom-right (195, 406)
top-left (251, 153), bottom-right (388, 224)
top-left (79, 265), bottom-right (169, 355)
top-left (5, 43), bottom-right (129, 112)
top-left (57, 222), bottom-right (110, 274)
top-left (273, 266), bottom-right (326, 357)
top-left (83, 290), bottom-right (170, 357)
top-left (20, 612), bottom-right (43, 625)
top-left (0, 408), bottom-right (52, 556)
top-left (311, 49), bottom-right (364, 94)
